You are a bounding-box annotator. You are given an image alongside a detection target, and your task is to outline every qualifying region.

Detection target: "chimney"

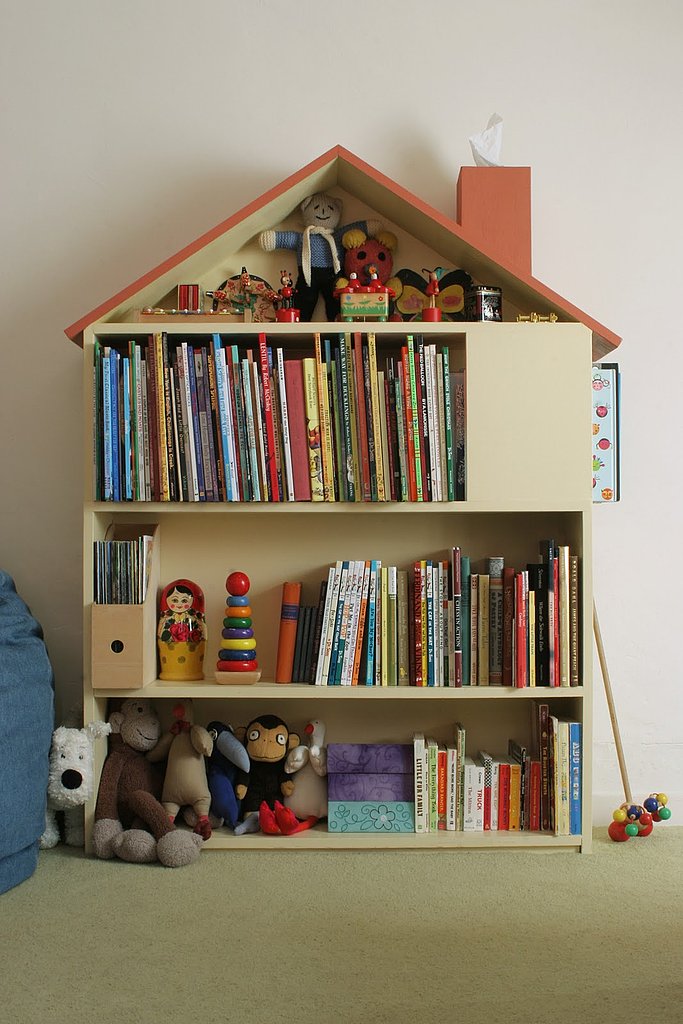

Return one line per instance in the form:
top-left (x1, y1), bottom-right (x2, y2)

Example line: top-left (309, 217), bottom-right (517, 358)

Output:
top-left (456, 166), bottom-right (532, 276)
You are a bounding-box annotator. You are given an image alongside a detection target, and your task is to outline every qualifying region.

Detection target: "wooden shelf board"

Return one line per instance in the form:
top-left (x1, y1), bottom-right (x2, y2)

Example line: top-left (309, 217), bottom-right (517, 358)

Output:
top-left (92, 681), bottom-right (585, 700)
top-left (201, 825), bottom-right (583, 851)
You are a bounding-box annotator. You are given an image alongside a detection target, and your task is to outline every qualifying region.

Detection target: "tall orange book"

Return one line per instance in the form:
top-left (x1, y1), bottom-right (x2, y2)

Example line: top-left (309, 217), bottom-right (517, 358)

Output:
top-left (275, 581), bottom-right (302, 683)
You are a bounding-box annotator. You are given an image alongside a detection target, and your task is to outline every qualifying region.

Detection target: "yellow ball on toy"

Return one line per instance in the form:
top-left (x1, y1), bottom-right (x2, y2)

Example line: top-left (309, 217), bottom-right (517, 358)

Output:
top-left (657, 792), bottom-right (668, 805)
top-left (613, 808), bottom-right (627, 823)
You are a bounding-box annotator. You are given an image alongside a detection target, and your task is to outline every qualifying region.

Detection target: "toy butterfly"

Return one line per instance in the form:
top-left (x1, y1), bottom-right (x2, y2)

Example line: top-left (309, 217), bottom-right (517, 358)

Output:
top-left (393, 267), bottom-right (473, 321)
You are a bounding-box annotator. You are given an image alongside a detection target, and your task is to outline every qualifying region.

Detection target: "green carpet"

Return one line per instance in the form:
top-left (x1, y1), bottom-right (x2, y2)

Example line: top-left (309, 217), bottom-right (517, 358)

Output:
top-left (2, 828), bottom-right (681, 1024)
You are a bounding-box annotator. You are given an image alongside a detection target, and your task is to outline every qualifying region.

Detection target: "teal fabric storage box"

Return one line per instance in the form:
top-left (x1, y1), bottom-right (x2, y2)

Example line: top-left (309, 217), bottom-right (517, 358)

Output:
top-left (327, 743), bottom-right (415, 834)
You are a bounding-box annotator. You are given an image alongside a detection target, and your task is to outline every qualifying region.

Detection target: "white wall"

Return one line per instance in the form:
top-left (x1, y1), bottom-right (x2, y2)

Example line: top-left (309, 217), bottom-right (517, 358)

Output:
top-left (2, 0), bottom-right (681, 821)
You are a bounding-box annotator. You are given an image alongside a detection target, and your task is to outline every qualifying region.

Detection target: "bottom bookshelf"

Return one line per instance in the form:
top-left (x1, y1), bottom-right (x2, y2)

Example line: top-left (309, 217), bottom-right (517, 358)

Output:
top-left (83, 684), bottom-right (590, 855)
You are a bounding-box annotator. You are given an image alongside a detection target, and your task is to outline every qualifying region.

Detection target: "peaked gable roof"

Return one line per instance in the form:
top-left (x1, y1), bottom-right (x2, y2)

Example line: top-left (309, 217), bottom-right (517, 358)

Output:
top-left (65, 144), bottom-right (620, 359)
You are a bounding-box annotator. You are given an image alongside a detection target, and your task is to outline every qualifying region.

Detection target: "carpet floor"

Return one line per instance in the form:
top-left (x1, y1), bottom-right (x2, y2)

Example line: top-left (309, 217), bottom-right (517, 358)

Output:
top-left (1, 827), bottom-right (681, 1024)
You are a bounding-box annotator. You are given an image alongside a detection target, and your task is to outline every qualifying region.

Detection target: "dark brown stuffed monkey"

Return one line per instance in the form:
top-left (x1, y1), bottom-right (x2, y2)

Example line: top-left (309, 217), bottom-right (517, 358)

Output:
top-left (93, 698), bottom-right (203, 867)
top-left (233, 714), bottom-right (299, 835)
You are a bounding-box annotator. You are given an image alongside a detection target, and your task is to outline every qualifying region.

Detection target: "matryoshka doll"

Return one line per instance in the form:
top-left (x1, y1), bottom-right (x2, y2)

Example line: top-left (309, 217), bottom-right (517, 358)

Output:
top-left (157, 578), bottom-right (207, 681)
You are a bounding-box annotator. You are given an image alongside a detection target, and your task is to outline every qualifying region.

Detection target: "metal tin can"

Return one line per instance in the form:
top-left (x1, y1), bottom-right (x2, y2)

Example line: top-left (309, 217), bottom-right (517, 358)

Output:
top-left (464, 285), bottom-right (502, 322)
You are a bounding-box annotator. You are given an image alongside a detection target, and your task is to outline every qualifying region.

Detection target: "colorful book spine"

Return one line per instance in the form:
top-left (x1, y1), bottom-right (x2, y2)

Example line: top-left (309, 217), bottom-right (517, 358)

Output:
top-left (314, 332), bottom-right (334, 501)
top-left (301, 357), bottom-right (324, 502)
top-left (592, 362), bottom-right (620, 502)
top-left (569, 720), bottom-right (582, 834)
top-left (258, 333), bottom-right (280, 502)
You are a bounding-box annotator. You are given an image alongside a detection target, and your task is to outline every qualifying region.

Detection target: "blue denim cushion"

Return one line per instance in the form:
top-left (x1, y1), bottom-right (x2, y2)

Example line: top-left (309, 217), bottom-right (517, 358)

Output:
top-left (0, 571), bottom-right (54, 894)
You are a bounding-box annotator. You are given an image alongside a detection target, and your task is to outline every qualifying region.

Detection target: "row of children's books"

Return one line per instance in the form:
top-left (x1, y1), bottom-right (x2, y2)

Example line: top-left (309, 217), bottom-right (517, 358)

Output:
top-left (413, 706), bottom-right (582, 834)
top-left (275, 539), bottom-right (580, 687)
top-left (93, 331), bottom-right (466, 504)
top-left (93, 535), bottom-right (154, 604)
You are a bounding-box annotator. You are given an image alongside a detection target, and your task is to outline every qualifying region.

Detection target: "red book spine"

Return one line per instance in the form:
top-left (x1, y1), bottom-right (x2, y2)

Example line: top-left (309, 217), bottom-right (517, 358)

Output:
top-left (498, 762), bottom-right (510, 830)
top-left (275, 581), bottom-right (302, 683)
top-left (283, 359), bottom-right (311, 501)
top-left (258, 333), bottom-right (280, 502)
top-left (515, 572), bottom-right (528, 688)
top-left (437, 747), bottom-right (447, 829)
top-left (529, 759), bottom-right (541, 831)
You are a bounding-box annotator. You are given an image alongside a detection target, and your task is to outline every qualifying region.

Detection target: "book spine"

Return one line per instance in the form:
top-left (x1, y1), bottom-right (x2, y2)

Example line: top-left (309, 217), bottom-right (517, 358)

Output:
top-left (415, 336), bottom-right (430, 501)
top-left (314, 332), bottom-right (334, 501)
top-left (240, 358), bottom-right (261, 501)
top-left (441, 347), bottom-right (455, 501)
top-left (250, 356), bottom-right (269, 501)
top-left (275, 581), bottom-right (302, 683)
top-left (569, 721), bottom-right (582, 834)
top-left (337, 333), bottom-right (356, 502)
top-left (301, 357), bottom-right (324, 502)
top-left (453, 370), bottom-right (466, 500)
top-left (407, 335), bottom-right (423, 501)
top-left (352, 332), bottom-right (372, 501)
top-left (315, 562), bottom-right (341, 685)
top-left (276, 349), bottom-right (295, 501)
top-left (258, 332), bottom-right (280, 502)
top-left (394, 367), bottom-right (409, 500)
top-left (397, 568), bottom-right (410, 685)
top-left (413, 733), bottom-right (428, 834)
top-left (488, 557), bottom-right (504, 685)
top-left (558, 544), bottom-right (571, 686)
top-left (368, 332), bottom-right (385, 501)
top-left (478, 574), bottom-right (490, 686)
top-left (283, 359), bottom-right (312, 501)
top-left (569, 554), bottom-right (580, 685)
top-left (365, 560), bottom-right (380, 685)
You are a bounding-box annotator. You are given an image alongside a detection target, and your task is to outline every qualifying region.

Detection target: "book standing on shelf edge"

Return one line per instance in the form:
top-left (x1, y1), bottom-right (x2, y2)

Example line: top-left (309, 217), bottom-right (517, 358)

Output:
top-left (275, 582), bottom-right (302, 683)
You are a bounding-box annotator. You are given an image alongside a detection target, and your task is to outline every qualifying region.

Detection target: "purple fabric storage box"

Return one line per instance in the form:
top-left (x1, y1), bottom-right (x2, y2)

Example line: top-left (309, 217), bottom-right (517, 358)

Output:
top-left (327, 744), bottom-right (415, 834)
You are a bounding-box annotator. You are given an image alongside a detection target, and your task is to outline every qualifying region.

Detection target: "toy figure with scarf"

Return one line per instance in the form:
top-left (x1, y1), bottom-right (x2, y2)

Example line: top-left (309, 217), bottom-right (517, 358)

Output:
top-left (259, 193), bottom-right (383, 321)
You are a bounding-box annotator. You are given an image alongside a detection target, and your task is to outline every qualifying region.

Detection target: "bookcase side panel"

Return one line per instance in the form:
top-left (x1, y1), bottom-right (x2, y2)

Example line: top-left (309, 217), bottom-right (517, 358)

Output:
top-left (465, 324), bottom-right (593, 506)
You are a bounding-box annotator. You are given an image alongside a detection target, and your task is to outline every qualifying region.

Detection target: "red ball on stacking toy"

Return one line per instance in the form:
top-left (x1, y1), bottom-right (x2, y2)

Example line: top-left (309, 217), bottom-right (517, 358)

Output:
top-left (226, 571), bottom-right (250, 597)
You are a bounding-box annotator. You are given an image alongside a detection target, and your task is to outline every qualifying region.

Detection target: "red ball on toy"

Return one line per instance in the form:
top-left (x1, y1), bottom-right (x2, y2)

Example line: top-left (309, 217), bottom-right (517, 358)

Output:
top-left (635, 822), bottom-right (654, 837)
top-left (226, 571), bottom-right (250, 597)
top-left (608, 820), bottom-right (629, 842)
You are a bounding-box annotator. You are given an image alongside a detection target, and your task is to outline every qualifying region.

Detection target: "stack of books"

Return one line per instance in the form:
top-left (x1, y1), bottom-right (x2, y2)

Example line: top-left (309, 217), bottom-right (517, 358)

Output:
top-left (412, 706), bottom-right (582, 835)
top-left (275, 539), bottom-right (581, 688)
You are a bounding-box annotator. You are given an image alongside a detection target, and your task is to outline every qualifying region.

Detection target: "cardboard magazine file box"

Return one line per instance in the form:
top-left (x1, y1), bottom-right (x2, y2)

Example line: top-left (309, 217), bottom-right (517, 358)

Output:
top-left (90, 524), bottom-right (160, 689)
top-left (327, 743), bottom-right (415, 834)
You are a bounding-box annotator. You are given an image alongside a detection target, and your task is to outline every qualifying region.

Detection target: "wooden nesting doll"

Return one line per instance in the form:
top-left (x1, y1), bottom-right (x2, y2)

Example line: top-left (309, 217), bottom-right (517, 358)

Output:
top-left (215, 571), bottom-right (261, 685)
top-left (157, 578), bottom-right (207, 681)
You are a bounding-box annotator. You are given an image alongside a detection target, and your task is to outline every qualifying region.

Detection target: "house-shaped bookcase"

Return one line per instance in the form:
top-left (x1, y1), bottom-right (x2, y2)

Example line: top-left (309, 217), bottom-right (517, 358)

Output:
top-left (66, 145), bottom-right (620, 360)
top-left (69, 146), bottom-right (621, 854)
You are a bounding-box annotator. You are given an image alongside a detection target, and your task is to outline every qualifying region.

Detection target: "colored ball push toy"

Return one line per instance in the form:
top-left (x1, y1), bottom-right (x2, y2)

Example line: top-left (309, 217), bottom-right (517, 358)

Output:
top-left (215, 572), bottom-right (261, 685)
top-left (608, 793), bottom-right (672, 842)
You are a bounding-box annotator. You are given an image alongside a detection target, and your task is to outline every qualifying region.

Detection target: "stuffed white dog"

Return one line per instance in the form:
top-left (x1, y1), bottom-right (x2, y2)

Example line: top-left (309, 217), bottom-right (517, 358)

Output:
top-left (40, 721), bottom-right (111, 849)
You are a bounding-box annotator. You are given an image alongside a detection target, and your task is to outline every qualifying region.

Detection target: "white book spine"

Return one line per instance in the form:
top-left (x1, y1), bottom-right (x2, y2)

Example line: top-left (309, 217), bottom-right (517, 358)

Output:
top-left (413, 733), bottom-right (428, 834)
top-left (314, 563), bottom-right (340, 685)
top-left (276, 348), bottom-right (295, 501)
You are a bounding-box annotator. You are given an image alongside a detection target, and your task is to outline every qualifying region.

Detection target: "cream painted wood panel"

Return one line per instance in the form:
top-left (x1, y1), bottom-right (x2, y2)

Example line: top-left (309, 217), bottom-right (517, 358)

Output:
top-left (465, 323), bottom-right (592, 506)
